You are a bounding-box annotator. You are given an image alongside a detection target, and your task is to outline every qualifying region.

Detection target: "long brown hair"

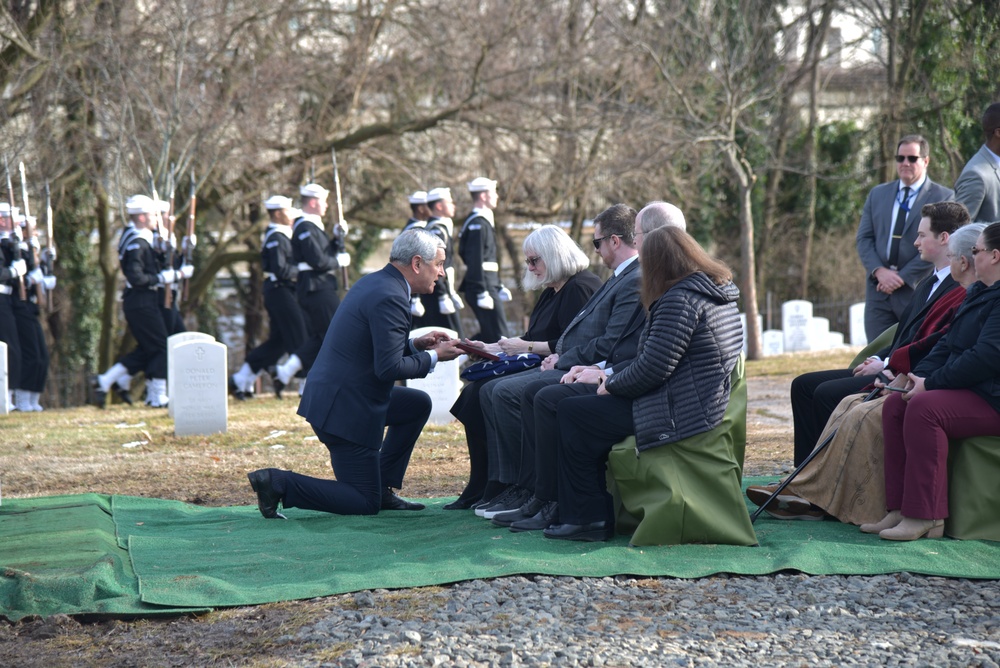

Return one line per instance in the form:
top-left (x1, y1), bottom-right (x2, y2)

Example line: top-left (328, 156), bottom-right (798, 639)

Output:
top-left (640, 226), bottom-right (732, 309)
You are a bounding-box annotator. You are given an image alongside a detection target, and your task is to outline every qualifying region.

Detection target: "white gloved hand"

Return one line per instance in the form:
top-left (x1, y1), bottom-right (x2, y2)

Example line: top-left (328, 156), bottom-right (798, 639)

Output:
top-left (42, 247), bottom-right (56, 263)
top-left (476, 291), bottom-right (494, 310)
top-left (498, 286), bottom-right (513, 302)
top-left (179, 264), bottom-right (194, 280)
top-left (159, 269), bottom-right (178, 285)
top-left (438, 295), bottom-right (456, 315)
top-left (27, 267), bottom-right (44, 285)
top-left (410, 296), bottom-right (426, 317)
top-left (42, 275), bottom-right (57, 291)
top-left (336, 252), bottom-right (351, 268)
top-left (451, 293), bottom-right (465, 310)
top-left (9, 259), bottom-right (26, 278)
top-left (182, 234), bottom-right (197, 251)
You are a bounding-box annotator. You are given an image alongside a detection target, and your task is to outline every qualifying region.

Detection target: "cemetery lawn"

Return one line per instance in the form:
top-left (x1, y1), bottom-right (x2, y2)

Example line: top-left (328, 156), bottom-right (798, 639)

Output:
top-left (0, 349), bottom-right (855, 665)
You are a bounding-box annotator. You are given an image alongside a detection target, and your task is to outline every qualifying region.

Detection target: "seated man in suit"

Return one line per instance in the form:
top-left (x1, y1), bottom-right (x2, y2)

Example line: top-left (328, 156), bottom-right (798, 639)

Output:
top-left (791, 201), bottom-right (970, 465)
top-left (474, 204), bottom-right (642, 517)
top-left (247, 229), bottom-right (462, 518)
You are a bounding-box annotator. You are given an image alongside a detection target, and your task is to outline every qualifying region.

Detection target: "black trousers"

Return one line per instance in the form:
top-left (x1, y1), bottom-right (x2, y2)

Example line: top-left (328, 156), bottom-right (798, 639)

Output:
top-left (12, 301), bottom-right (48, 392)
top-left (527, 381), bottom-right (598, 501)
top-left (789, 368), bottom-right (875, 465)
top-left (245, 285), bottom-right (307, 373)
top-left (0, 294), bottom-right (23, 388)
top-left (119, 290), bottom-right (168, 379)
top-left (278, 387), bottom-right (431, 515)
top-left (295, 285), bottom-right (341, 375)
top-left (466, 287), bottom-right (508, 343)
top-left (555, 393), bottom-right (634, 525)
top-left (449, 378), bottom-right (494, 502)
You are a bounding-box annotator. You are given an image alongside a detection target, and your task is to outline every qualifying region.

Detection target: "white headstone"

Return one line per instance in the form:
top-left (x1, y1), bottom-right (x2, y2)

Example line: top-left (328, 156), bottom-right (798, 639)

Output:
top-left (782, 300), bottom-right (814, 352)
top-left (405, 326), bottom-right (461, 425)
top-left (849, 302), bottom-right (868, 346)
top-left (827, 332), bottom-right (846, 348)
top-left (762, 330), bottom-right (785, 357)
top-left (0, 341), bottom-right (7, 416)
top-left (172, 340), bottom-right (228, 436)
top-left (810, 317), bottom-right (831, 351)
top-left (167, 332), bottom-right (215, 417)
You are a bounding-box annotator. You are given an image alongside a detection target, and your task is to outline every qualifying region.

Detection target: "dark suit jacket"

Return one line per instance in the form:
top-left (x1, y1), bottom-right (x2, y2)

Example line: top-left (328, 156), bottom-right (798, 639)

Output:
top-left (554, 257), bottom-right (641, 369)
top-left (878, 273), bottom-right (958, 359)
top-left (298, 264), bottom-right (433, 447)
top-left (954, 145), bottom-right (1000, 223)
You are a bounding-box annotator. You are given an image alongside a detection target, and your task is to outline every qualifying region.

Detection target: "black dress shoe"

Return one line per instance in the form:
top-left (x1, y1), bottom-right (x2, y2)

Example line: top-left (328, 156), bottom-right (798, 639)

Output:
top-left (491, 495), bottom-right (545, 527)
top-left (509, 501), bottom-right (559, 532)
top-left (88, 375), bottom-right (107, 409)
top-left (443, 495), bottom-right (480, 510)
top-left (380, 488), bottom-right (425, 511)
top-left (115, 386), bottom-right (134, 405)
top-left (247, 469), bottom-right (286, 519)
top-left (543, 521), bottom-right (612, 542)
top-left (266, 366), bottom-right (284, 399)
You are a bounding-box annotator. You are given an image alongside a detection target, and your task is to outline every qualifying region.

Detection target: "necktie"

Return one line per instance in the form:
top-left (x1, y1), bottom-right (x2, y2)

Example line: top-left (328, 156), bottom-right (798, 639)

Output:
top-left (888, 186), bottom-right (911, 268)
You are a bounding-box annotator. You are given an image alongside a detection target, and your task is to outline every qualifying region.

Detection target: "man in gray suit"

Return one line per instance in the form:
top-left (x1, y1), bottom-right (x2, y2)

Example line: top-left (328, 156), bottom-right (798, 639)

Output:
top-left (856, 134), bottom-right (954, 341)
top-left (954, 103), bottom-right (1000, 224)
top-left (475, 203), bottom-right (642, 517)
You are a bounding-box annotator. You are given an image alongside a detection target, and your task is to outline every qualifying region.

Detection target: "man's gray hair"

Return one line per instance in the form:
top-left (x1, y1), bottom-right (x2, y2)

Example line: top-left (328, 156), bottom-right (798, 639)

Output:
top-left (950, 222), bottom-right (988, 265)
top-left (390, 228), bottom-right (444, 264)
top-left (637, 201), bottom-right (686, 233)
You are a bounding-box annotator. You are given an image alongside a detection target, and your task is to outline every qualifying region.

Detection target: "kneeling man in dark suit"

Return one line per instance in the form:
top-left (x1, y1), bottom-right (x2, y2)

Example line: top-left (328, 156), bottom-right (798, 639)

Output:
top-left (248, 229), bottom-right (462, 518)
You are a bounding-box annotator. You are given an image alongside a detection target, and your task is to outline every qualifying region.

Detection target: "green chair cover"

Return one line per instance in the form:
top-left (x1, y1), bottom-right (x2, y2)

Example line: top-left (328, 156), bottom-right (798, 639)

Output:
top-left (848, 324), bottom-right (898, 369)
top-left (607, 355), bottom-right (756, 547)
top-left (947, 436), bottom-right (1000, 541)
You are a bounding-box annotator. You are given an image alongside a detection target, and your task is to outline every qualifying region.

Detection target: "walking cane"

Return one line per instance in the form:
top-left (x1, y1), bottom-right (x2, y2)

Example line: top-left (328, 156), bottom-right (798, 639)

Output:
top-left (750, 385), bottom-right (884, 524)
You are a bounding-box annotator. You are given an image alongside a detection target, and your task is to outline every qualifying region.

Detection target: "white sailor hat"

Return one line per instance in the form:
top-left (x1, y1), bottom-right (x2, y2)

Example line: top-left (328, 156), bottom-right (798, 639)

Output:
top-left (264, 195), bottom-right (294, 210)
top-left (426, 187), bottom-right (452, 203)
top-left (157, 199), bottom-right (171, 213)
top-left (126, 195), bottom-right (159, 215)
top-left (23, 214), bottom-right (36, 227)
top-left (300, 183), bottom-right (330, 200)
top-left (408, 190), bottom-right (428, 205)
top-left (467, 177), bottom-right (497, 192)
top-left (0, 203), bottom-right (10, 215)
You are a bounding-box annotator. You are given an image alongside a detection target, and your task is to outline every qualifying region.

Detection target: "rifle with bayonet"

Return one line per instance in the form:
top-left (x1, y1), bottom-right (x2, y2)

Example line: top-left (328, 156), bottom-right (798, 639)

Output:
top-left (3, 156), bottom-right (26, 300)
top-left (163, 168), bottom-right (177, 307)
top-left (44, 182), bottom-right (54, 310)
top-left (330, 148), bottom-right (350, 290)
top-left (19, 162), bottom-right (44, 305)
top-left (182, 170), bottom-right (196, 302)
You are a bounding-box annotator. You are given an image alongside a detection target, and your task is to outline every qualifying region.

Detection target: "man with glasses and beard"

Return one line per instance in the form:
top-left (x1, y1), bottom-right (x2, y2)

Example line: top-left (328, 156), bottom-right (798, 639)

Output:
top-left (856, 134), bottom-right (953, 341)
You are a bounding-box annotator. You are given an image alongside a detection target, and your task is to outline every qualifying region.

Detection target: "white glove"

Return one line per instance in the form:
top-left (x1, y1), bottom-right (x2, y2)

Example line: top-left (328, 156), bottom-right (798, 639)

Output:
top-left (9, 259), bottom-right (26, 278)
top-left (336, 252), bottom-right (351, 268)
top-left (42, 275), bottom-right (57, 291)
top-left (476, 291), bottom-right (494, 310)
top-left (498, 286), bottom-right (513, 302)
top-left (438, 295), bottom-right (456, 315)
top-left (450, 293), bottom-right (465, 310)
top-left (182, 234), bottom-right (197, 251)
top-left (159, 269), bottom-right (178, 285)
top-left (42, 247), bottom-right (56, 263)
top-left (179, 264), bottom-right (194, 279)
top-left (27, 267), bottom-right (44, 285)
top-left (410, 296), bottom-right (426, 317)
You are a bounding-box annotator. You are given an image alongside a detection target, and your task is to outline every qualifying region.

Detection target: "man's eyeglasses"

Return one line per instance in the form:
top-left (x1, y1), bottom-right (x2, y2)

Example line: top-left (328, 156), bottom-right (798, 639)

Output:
top-left (895, 155), bottom-right (923, 163)
top-left (972, 246), bottom-right (990, 256)
top-left (525, 256), bottom-right (541, 268)
top-left (593, 234), bottom-right (618, 250)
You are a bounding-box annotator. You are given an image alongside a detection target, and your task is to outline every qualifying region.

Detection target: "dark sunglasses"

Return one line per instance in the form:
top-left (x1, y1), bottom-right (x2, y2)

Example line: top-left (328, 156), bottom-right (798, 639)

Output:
top-left (895, 155), bottom-right (922, 163)
top-left (592, 234), bottom-right (618, 250)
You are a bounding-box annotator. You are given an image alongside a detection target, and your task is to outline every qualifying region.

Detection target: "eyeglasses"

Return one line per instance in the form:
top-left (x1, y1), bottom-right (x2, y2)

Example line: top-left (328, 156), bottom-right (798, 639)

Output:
top-left (525, 256), bottom-right (541, 268)
top-left (972, 246), bottom-right (990, 255)
top-left (895, 155), bottom-right (923, 163)
top-left (592, 234), bottom-right (618, 250)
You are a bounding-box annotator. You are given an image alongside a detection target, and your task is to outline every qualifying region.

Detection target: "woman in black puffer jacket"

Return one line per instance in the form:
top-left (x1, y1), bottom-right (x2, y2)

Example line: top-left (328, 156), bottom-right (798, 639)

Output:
top-left (544, 226), bottom-right (744, 542)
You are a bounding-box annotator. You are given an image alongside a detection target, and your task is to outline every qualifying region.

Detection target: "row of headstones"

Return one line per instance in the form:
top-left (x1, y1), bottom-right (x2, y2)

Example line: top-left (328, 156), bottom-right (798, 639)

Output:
top-left (0, 334), bottom-right (229, 437)
top-left (741, 300), bottom-right (868, 357)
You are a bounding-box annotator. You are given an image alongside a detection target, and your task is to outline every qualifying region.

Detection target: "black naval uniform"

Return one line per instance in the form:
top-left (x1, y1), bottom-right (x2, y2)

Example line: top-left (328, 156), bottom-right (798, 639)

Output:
top-left (413, 216), bottom-right (463, 336)
top-left (245, 223), bottom-right (307, 373)
top-left (0, 231), bottom-right (24, 388)
top-left (12, 235), bottom-right (49, 394)
top-left (116, 224), bottom-right (169, 381)
top-left (458, 207), bottom-right (508, 343)
top-left (291, 213), bottom-right (341, 374)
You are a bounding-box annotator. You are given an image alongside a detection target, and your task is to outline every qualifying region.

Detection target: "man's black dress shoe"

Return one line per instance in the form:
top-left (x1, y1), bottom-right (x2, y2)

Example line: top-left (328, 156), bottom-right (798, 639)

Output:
top-left (247, 469), bottom-right (286, 519)
top-left (543, 521), bottom-right (612, 542)
top-left (381, 488), bottom-right (425, 511)
top-left (509, 501), bottom-right (558, 532)
top-left (115, 386), bottom-right (134, 405)
top-left (443, 495), bottom-right (480, 510)
top-left (491, 495), bottom-right (545, 527)
top-left (266, 366), bottom-right (284, 399)
top-left (88, 375), bottom-right (107, 409)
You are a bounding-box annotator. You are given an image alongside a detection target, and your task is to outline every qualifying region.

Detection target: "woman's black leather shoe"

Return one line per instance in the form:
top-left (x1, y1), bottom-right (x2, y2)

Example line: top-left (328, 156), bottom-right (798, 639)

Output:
top-left (543, 521), bottom-right (611, 542)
